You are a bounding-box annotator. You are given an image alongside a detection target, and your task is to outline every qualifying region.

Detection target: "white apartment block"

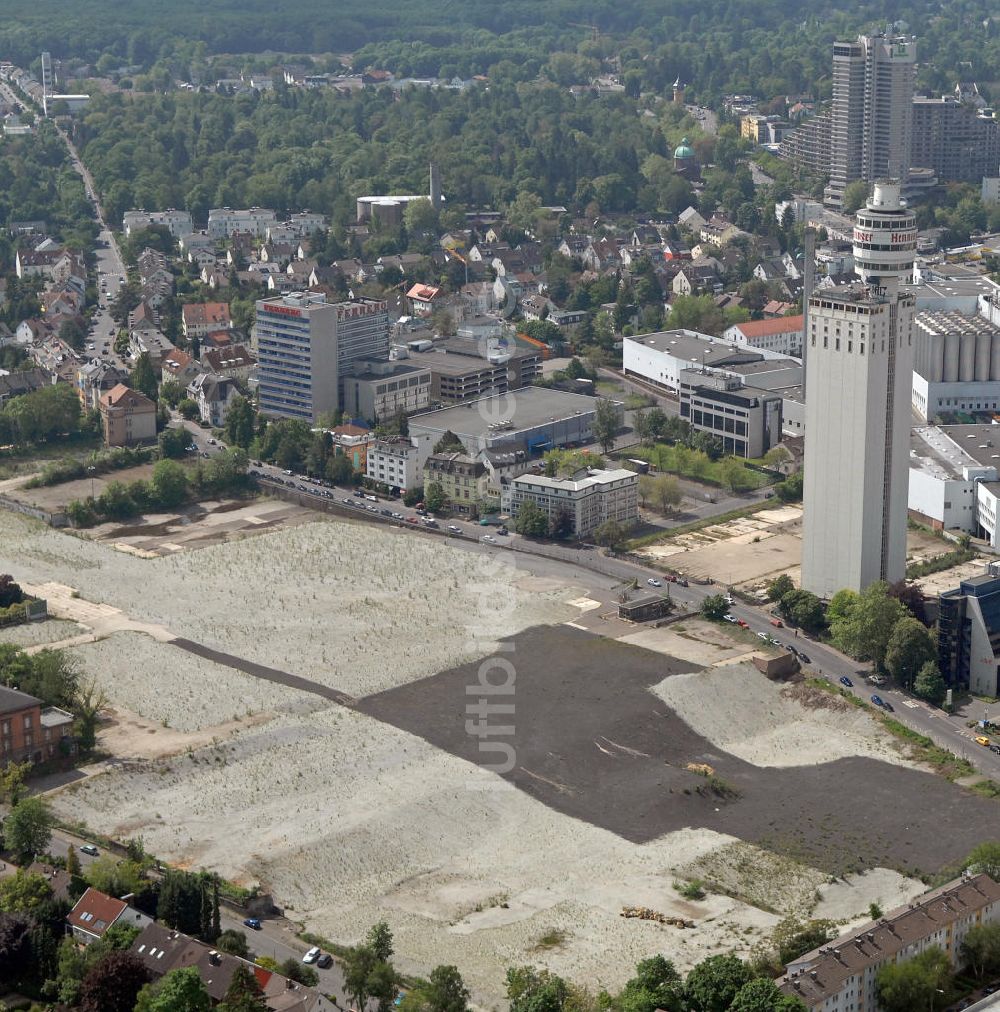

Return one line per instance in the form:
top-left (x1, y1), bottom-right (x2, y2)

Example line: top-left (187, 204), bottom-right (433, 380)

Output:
top-left (365, 436), bottom-right (422, 492)
top-left (723, 315), bottom-right (805, 358)
top-left (501, 468), bottom-right (639, 537)
top-left (802, 182), bottom-right (915, 597)
top-left (779, 873), bottom-right (1000, 1011)
top-left (207, 207), bottom-right (279, 238)
top-left (122, 209), bottom-right (194, 238)
top-left (256, 293), bottom-right (389, 422)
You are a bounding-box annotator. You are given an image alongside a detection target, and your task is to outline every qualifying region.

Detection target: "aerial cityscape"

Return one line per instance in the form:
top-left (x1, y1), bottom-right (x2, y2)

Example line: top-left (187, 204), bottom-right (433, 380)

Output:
top-left (3, 1), bottom-right (1000, 1010)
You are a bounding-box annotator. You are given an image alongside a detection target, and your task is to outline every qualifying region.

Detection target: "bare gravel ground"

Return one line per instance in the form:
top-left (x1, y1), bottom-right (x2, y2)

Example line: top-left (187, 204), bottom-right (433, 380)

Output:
top-left (0, 512), bottom-right (577, 698)
top-left (0, 618), bottom-right (86, 647)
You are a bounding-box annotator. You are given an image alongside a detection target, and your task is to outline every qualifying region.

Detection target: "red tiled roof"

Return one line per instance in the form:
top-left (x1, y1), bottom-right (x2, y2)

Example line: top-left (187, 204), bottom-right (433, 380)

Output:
top-left (182, 302), bottom-right (231, 327)
top-left (734, 314), bottom-right (805, 338)
top-left (99, 383), bottom-right (156, 410)
top-left (67, 887), bottom-right (127, 937)
top-left (407, 284), bottom-right (440, 301)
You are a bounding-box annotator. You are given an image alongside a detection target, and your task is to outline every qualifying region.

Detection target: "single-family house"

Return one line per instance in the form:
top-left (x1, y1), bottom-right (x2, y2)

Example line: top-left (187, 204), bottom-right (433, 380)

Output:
top-left (160, 348), bottom-right (204, 387)
top-left (67, 888), bottom-right (151, 946)
top-left (187, 373), bottom-right (239, 427)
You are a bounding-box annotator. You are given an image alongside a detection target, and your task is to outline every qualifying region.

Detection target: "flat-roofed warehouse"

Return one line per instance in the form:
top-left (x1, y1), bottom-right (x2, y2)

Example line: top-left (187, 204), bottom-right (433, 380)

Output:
top-left (407, 387), bottom-right (620, 458)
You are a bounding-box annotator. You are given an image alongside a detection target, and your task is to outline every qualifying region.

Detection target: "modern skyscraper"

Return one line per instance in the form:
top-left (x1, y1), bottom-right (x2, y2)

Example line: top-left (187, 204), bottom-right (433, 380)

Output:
top-left (255, 292), bottom-right (389, 422)
top-left (801, 181), bottom-right (916, 597)
top-left (824, 33), bottom-right (915, 208)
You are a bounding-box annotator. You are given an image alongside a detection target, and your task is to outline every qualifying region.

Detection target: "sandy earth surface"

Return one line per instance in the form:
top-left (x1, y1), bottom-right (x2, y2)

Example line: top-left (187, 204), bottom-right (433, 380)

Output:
top-left (652, 665), bottom-right (918, 769)
top-left (0, 618), bottom-right (86, 647)
top-left (47, 707), bottom-right (787, 1000)
top-left (0, 509), bottom-right (934, 1002)
top-left (0, 512), bottom-right (578, 698)
top-left (65, 633), bottom-right (313, 732)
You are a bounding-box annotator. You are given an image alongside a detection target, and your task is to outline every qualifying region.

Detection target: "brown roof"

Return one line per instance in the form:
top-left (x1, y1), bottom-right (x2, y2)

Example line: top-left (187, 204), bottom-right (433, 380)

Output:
top-left (67, 887), bottom-right (127, 937)
top-left (734, 314), bottom-right (805, 338)
top-left (182, 302), bottom-right (231, 328)
top-left (203, 344), bottom-right (256, 371)
top-left (99, 383), bottom-right (156, 410)
top-left (779, 874), bottom-right (1000, 1008)
top-left (28, 862), bottom-right (73, 903)
top-left (162, 349), bottom-right (194, 372)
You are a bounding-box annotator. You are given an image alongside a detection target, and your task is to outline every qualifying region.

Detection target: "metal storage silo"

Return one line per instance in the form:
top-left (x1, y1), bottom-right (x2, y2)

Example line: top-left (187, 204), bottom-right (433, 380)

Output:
top-left (944, 331), bottom-right (960, 382)
top-left (977, 331), bottom-right (992, 381)
top-left (992, 332), bottom-right (1000, 381)
top-left (960, 331), bottom-right (975, 382)
top-left (929, 333), bottom-right (944, 382)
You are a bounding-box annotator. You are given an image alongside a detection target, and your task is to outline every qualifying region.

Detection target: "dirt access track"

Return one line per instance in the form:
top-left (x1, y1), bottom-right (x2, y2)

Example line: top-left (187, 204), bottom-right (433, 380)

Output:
top-left (359, 624), bottom-right (998, 878)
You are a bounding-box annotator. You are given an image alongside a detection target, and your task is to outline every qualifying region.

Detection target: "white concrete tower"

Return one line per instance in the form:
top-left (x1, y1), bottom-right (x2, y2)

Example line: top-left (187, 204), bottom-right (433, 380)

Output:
top-left (801, 180), bottom-right (916, 597)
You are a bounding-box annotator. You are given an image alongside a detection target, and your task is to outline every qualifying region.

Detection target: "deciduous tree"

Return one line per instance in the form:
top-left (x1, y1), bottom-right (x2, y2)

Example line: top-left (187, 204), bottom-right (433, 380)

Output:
top-left (592, 398), bottom-right (621, 453)
top-left (135, 965), bottom-right (212, 1012)
top-left (876, 946), bottom-right (952, 1012)
top-left (914, 661), bottom-right (947, 706)
top-left (885, 617), bottom-right (936, 689)
top-left (683, 954), bottom-right (753, 1012)
top-left (78, 950), bottom-right (150, 1012)
top-left (4, 797), bottom-right (53, 861)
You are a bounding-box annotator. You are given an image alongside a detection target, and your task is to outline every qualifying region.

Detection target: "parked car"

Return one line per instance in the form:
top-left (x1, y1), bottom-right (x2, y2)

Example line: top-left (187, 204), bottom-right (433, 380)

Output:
top-left (736, 619), bottom-right (749, 629)
top-left (243, 917), bottom-right (261, 930)
top-left (353, 489), bottom-right (365, 497)
top-left (80, 844), bottom-right (99, 856)
top-left (975, 735), bottom-right (992, 747)
top-left (769, 618), bottom-right (783, 628)
top-left (317, 953), bottom-right (333, 969)
top-left (871, 694), bottom-right (886, 708)
top-left (723, 614), bottom-right (737, 623)
top-left (496, 527), bottom-right (509, 536)
top-left (303, 947), bottom-right (321, 964)
top-left (448, 525), bottom-right (462, 533)
top-left (647, 578), bottom-right (662, 587)
top-left (798, 652), bottom-right (811, 663)
top-left (990, 745), bottom-right (1000, 755)
top-left (756, 631), bottom-right (768, 640)
top-left (839, 676), bottom-right (853, 688)
top-left (481, 535), bottom-right (496, 544)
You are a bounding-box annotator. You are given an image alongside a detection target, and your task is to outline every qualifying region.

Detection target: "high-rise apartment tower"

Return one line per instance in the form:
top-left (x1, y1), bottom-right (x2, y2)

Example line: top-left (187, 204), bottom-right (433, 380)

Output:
top-left (822, 33), bottom-right (916, 208)
top-left (801, 181), bottom-right (916, 596)
top-left (255, 293), bottom-right (389, 422)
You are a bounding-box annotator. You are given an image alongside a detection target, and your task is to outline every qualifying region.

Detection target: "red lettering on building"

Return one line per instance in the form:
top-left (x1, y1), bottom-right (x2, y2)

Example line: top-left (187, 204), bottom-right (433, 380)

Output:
top-left (264, 304), bottom-right (302, 318)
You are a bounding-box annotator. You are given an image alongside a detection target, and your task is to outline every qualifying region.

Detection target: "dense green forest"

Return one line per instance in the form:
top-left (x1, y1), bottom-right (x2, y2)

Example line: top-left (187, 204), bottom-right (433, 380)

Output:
top-left (72, 85), bottom-right (733, 229)
top-left (4, 0), bottom-right (1000, 103)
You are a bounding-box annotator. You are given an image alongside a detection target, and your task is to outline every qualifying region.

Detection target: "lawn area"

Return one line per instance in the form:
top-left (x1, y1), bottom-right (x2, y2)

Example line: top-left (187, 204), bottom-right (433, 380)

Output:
top-left (0, 434), bottom-right (104, 481)
top-left (630, 442), bottom-right (774, 490)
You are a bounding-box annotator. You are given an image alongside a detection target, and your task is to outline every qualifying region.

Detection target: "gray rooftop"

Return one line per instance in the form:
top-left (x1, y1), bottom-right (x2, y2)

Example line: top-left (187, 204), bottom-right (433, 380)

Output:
top-left (351, 361), bottom-right (428, 381)
top-left (410, 386), bottom-right (605, 437)
top-left (0, 684), bottom-right (41, 712)
top-left (910, 423), bottom-right (1000, 480)
top-left (627, 330), bottom-right (760, 368)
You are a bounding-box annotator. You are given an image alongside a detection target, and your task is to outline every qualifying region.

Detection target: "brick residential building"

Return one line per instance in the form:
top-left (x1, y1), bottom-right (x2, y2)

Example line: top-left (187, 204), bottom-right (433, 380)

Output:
top-left (0, 685), bottom-right (74, 765)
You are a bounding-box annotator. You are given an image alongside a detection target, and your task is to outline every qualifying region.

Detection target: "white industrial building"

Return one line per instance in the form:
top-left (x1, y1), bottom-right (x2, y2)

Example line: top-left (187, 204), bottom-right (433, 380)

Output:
top-left (501, 467), bottom-right (639, 537)
top-left (802, 181), bottom-right (916, 597)
top-left (623, 330), bottom-right (796, 394)
top-left (911, 311), bottom-right (1000, 419)
top-left (908, 423), bottom-right (1000, 547)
